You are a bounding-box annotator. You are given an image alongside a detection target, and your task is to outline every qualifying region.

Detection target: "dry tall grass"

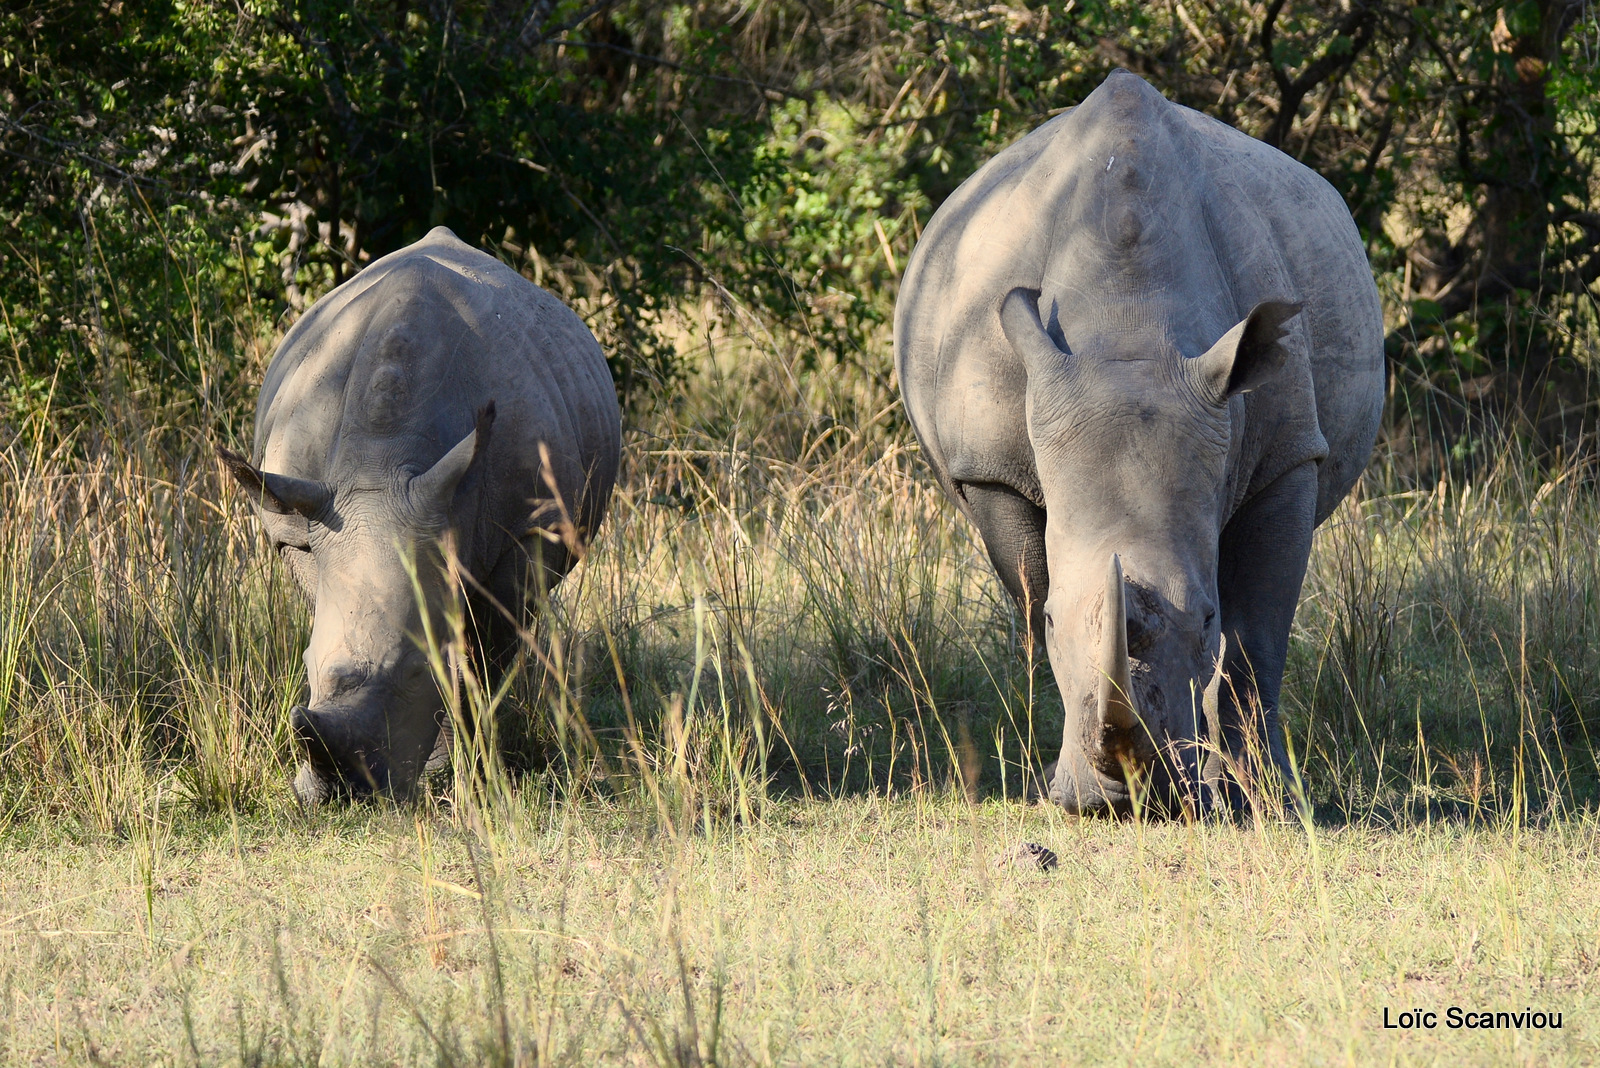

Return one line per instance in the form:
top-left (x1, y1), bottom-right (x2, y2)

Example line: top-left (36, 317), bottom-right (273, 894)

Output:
top-left (0, 330), bottom-right (1596, 834)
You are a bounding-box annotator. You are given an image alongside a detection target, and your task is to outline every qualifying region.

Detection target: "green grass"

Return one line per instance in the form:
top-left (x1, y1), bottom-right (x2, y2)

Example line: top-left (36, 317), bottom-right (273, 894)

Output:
top-left (2, 319), bottom-right (1600, 1062)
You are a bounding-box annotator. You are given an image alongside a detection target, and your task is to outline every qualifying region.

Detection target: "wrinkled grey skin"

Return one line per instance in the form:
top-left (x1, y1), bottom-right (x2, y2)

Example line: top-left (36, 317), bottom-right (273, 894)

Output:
top-left (221, 227), bottom-right (621, 804)
top-left (895, 71), bottom-right (1383, 816)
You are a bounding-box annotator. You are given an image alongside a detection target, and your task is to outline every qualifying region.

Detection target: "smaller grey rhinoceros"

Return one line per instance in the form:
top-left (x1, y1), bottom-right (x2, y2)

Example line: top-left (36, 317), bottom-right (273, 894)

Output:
top-left (895, 71), bottom-right (1385, 816)
top-left (219, 226), bottom-right (621, 804)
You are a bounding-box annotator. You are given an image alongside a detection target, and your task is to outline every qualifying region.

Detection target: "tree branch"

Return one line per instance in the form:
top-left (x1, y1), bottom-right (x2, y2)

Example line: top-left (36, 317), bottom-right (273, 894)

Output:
top-left (548, 40), bottom-right (810, 101)
top-left (1260, 2), bottom-right (1378, 148)
top-left (0, 116), bottom-right (168, 191)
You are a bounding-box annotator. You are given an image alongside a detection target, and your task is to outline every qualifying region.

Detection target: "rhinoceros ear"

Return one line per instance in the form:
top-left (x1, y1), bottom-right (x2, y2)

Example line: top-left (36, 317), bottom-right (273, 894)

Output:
top-left (1189, 300), bottom-right (1303, 405)
top-left (216, 445), bottom-right (333, 518)
top-left (999, 287), bottom-right (1073, 380)
top-left (410, 401), bottom-right (497, 515)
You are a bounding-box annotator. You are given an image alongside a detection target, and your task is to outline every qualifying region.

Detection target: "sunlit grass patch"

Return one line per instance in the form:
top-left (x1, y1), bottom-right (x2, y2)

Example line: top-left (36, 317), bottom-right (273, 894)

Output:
top-left (2, 801), bottom-right (1598, 1065)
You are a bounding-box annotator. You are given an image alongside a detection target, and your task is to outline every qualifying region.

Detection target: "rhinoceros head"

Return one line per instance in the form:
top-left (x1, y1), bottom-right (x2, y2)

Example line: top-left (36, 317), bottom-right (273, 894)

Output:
top-left (999, 287), bottom-right (1300, 815)
top-left (219, 403), bottom-right (497, 804)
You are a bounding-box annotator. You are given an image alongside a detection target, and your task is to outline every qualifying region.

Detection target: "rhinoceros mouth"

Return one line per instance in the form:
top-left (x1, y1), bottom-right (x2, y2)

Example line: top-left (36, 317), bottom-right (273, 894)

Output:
top-left (1052, 707), bottom-right (1217, 819)
top-left (1051, 756), bottom-right (1218, 820)
top-left (290, 703), bottom-right (397, 803)
top-left (1048, 761), bottom-right (1136, 817)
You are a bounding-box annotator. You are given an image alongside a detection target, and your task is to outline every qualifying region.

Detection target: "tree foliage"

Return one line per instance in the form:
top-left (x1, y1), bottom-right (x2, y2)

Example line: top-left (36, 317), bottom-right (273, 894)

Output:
top-left (2, 1), bottom-right (1597, 426)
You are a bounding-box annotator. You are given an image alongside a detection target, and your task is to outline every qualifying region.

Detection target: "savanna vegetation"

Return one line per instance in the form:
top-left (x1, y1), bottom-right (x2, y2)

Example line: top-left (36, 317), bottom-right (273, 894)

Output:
top-left (2, 1), bottom-right (1600, 1064)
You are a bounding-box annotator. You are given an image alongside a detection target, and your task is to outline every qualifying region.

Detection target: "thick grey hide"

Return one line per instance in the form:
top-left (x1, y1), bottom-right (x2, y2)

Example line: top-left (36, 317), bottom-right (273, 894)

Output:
top-left (895, 71), bottom-right (1384, 815)
top-left (233, 226), bottom-right (621, 803)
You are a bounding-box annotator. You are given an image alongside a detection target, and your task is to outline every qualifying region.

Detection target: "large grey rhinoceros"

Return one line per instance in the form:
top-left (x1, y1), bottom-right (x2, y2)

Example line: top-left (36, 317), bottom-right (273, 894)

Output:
top-left (219, 226), bottom-right (621, 804)
top-left (895, 71), bottom-right (1384, 815)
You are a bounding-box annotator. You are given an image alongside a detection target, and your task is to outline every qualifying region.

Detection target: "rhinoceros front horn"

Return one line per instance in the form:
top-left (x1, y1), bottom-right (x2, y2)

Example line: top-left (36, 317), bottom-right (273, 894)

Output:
top-left (1094, 552), bottom-right (1141, 773)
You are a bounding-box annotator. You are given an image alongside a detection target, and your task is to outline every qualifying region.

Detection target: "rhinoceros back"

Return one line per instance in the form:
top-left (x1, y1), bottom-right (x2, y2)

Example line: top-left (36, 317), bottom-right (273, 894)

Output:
top-left (253, 226), bottom-right (621, 588)
top-left (896, 70), bottom-right (1383, 527)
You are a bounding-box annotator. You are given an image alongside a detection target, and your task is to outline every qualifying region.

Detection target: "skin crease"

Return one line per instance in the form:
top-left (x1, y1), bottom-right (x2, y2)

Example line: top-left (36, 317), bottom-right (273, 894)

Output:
top-left (225, 227), bottom-right (622, 804)
top-left (895, 70), bottom-right (1385, 815)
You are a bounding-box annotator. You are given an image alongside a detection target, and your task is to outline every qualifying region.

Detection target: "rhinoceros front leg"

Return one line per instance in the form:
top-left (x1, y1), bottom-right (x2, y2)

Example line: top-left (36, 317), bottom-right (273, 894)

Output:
top-left (959, 481), bottom-right (1049, 643)
top-left (962, 480), bottom-right (1058, 800)
top-left (417, 529), bottom-right (576, 779)
top-left (1209, 461), bottom-right (1318, 814)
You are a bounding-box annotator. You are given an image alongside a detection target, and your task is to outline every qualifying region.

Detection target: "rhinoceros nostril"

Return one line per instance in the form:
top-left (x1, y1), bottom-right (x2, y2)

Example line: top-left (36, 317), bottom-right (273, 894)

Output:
top-left (291, 704), bottom-right (328, 753)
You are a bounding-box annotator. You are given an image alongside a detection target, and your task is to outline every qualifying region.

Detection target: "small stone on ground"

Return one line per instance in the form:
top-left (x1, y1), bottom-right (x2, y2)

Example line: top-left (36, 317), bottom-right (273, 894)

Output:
top-left (998, 841), bottom-right (1058, 872)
